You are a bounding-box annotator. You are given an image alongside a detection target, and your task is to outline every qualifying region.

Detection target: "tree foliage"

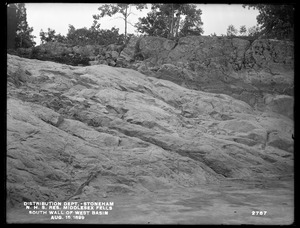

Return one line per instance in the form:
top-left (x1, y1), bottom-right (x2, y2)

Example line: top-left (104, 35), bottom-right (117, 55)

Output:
top-left (93, 4), bottom-right (147, 41)
top-left (135, 10), bottom-right (169, 38)
top-left (66, 25), bottom-right (124, 46)
top-left (178, 4), bottom-right (204, 37)
top-left (226, 24), bottom-right (238, 36)
top-left (66, 25), bottom-right (92, 45)
top-left (243, 4), bottom-right (294, 40)
top-left (239, 25), bottom-right (247, 36)
top-left (224, 24), bottom-right (261, 38)
top-left (13, 3), bottom-right (36, 48)
top-left (247, 25), bottom-right (261, 37)
top-left (40, 28), bottom-right (66, 44)
top-left (135, 4), bottom-right (204, 39)
top-left (39, 24), bottom-right (124, 46)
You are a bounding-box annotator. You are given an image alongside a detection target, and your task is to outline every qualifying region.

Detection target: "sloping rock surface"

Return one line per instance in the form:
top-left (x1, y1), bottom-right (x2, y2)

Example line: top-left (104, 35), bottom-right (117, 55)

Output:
top-left (7, 54), bottom-right (293, 209)
top-left (11, 36), bottom-right (294, 117)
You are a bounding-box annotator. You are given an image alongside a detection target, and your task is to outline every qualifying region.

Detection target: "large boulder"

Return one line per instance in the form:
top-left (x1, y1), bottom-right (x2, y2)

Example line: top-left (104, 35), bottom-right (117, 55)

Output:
top-left (263, 94), bottom-right (294, 119)
top-left (72, 44), bottom-right (100, 57)
top-left (119, 36), bottom-right (140, 62)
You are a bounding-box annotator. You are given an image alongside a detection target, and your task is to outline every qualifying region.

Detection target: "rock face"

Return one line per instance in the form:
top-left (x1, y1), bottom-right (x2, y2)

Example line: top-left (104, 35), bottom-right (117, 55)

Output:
top-left (122, 36), bottom-right (294, 112)
top-left (7, 54), bottom-right (293, 209)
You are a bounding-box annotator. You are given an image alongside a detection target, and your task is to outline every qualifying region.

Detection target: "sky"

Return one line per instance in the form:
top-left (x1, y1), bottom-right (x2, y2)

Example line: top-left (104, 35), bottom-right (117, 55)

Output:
top-left (24, 3), bottom-right (259, 45)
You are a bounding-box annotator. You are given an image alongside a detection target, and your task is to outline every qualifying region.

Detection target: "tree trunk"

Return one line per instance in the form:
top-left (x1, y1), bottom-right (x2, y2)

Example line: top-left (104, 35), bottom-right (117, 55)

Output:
top-left (124, 5), bottom-right (128, 41)
top-left (169, 4), bottom-right (174, 39)
top-left (175, 13), bottom-right (181, 38)
top-left (20, 35), bottom-right (23, 48)
top-left (7, 5), bottom-right (17, 49)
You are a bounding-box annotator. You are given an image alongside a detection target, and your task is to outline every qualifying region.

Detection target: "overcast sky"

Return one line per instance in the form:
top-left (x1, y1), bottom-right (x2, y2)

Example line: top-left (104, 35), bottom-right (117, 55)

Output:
top-left (25, 3), bottom-right (259, 45)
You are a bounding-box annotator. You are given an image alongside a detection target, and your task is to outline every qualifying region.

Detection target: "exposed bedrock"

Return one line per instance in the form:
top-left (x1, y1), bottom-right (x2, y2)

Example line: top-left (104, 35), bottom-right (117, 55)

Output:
top-left (122, 36), bottom-right (293, 117)
top-left (7, 54), bottom-right (293, 208)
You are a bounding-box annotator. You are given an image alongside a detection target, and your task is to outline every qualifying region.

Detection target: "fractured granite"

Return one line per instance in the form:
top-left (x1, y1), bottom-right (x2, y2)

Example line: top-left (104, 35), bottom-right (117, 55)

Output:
top-left (7, 54), bottom-right (293, 209)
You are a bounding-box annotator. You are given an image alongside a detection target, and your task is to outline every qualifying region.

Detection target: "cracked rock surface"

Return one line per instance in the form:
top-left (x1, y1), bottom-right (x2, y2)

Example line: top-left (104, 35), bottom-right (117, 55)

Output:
top-left (12, 36), bottom-right (294, 117)
top-left (7, 52), bottom-right (293, 224)
top-left (7, 53), bottom-right (293, 204)
top-left (126, 36), bottom-right (293, 113)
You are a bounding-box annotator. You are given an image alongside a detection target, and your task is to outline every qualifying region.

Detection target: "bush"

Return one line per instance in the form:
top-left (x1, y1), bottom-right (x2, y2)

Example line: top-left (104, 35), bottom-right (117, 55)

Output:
top-left (66, 25), bottom-right (125, 46)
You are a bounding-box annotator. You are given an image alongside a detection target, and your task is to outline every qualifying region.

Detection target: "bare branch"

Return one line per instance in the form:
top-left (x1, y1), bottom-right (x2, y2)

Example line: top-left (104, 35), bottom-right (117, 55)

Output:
top-left (127, 20), bottom-right (136, 27)
top-left (127, 11), bottom-right (137, 17)
top-left (110, 16), bottom-right (126, 21)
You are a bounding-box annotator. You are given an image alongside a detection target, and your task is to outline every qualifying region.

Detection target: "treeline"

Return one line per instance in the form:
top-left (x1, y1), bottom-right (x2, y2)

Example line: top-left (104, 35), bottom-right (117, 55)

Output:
top-left (222, 25), bottom-right (261, 37)
top-left (39, 26), bottom-right (126, 46)
top-left (39, 3), bottom-right (204, 46)
top-left (8, 3), bottom-right (294, 49)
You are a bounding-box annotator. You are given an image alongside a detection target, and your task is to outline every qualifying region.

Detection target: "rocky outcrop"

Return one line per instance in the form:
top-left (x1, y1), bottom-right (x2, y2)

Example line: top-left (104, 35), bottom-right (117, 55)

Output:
top-left (10, 36), bottom-right (294, 114)
top-left (10, 42), bottom-right (127, 67)
top-left (7, 54), bottom-right (293, 209)
top-left (122, 36), bottom-right (294, 113)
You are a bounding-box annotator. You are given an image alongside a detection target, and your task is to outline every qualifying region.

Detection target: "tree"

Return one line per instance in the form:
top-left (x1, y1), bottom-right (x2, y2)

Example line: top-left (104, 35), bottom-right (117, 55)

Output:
top-left (66, 24), bottom-right (123, 46)
top-left (248, 25), bottom-right (261, 37)
top-left (136, 4), bottom-right (204, 39)
top-left (40, 28), bottom-right (56, 43)
top-left (226, 24), bottom-right (237, 36)
top-left (243, 4), bottom-right (294, 40)
top-left (40, 28), bottom-right (67, 44)
top-left (178, 4), bottom-right (204, 37)
top-left (7, 4), bottom-right (18, 49)
top-left (13, 3), bottom-right (36, 48)
top-left (239, 25), bottom-right (247, 36)
top-left (93, 4), bottom-right (147, 41)
top-left (135, 9), bottom-right (169, 38)
top-left (66, 26), bottom-right (91, 45)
